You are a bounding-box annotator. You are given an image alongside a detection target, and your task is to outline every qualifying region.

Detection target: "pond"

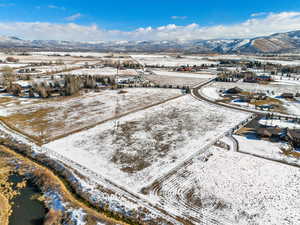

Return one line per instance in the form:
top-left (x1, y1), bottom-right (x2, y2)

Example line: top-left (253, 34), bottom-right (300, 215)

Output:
top-left (9, 174), bottom-right (46, 225)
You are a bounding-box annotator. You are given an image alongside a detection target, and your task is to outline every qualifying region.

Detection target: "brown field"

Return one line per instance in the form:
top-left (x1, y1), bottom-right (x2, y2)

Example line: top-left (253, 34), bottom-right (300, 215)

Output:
top-left (0, 88), bottom-right (182, 144)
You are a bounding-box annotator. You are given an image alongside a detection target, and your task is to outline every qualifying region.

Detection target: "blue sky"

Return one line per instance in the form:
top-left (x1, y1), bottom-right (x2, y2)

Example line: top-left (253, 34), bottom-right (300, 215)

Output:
top-left (1, 0), bottom-right (300, 41)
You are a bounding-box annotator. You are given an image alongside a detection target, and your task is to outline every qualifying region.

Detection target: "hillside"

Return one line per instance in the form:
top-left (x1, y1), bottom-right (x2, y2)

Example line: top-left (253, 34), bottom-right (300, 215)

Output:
top-left (1, 30), bottom-right (300, 53)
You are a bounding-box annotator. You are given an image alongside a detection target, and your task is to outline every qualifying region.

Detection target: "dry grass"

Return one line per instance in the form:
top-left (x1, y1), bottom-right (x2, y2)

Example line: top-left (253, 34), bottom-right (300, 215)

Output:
top-left (0, 107), bottom-right (57, 143)
top-left (290, 151), bottom-right (300, 158)
top-left (235, 128), bottom-right (254, 135)
top-left (110, 105), bottom-right (208, 173)
top-left (250, 97), bottom-right (282, 106)
top-left (0, 159), bottom-right (14, 225)
top-left (0, 194), bottom-right (10, 225)
top-left (0, 98), bottom-right (13, 104)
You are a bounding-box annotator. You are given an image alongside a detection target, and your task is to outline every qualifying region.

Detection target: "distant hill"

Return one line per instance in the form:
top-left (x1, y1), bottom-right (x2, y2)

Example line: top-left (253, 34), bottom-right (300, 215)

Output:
top-left (1, 30), bottom-right (300, 53)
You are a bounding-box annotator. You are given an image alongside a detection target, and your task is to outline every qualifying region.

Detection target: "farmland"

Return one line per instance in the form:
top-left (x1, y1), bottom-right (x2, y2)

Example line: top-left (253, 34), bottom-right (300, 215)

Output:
top-left (148, 145), bottom-right (300, 224)
top-left (131, 54), bottom-right (219, 67)
top-left (0, 88), bottom-right (182, 143)
top-left (1, 52), bottom-right (300, 224)
top-left (44, 95), bottom-right (250, 192)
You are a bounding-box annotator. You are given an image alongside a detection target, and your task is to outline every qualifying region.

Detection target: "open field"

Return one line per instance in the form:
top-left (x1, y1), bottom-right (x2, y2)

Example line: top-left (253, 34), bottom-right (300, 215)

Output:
top-left (131, 54), bottom-right (219, 67)
top-left (0, 54), bottom-right (82, 64)
top-left (152, 70), bottom-right (216, 79)
top-left (0, 88), bottom-right (182, 143)
top-left (147, 145), bottom-right (300, 225)
top-left (44, 95), bottom-right (250, 193)
top-left (61, 67), bottom-right (140, 76)
top-left (145, 70), bottom-right (215, 86)
top-left (146, 74), bottom-right (209, 86)
top-left (25, 64), bottom-right (82, 74)
top-left (2, 51), bottom-right (300, 224)
top-left (0, 63), bottom-right (28, 69)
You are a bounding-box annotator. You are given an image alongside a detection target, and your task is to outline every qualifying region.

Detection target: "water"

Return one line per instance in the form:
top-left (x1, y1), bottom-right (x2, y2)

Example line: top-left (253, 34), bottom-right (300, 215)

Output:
top-left (9, 174), bottom-right (46, 225)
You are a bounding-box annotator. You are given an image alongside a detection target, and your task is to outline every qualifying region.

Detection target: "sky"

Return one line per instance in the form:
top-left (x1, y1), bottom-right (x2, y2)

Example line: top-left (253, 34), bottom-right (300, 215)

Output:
top-left (1, 0), bottom-right (300, 41)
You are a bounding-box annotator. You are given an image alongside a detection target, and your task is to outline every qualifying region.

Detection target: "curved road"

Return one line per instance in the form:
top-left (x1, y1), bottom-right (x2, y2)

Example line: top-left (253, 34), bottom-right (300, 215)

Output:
top-left (192, 80), bottom-right (300, 120)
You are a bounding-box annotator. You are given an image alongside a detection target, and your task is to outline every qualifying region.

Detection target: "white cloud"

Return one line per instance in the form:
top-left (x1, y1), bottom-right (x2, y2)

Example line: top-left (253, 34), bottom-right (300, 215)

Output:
top-left (171, 16), bottom-right (187, 20)
top-left (48, 5), bottom-right (65, 10)
top-left (251, 12), bottom-right (269, 17)
top-left (0, 12), bottom-right (300, 41)
top-left (65, 13), bottom-right (82, 21)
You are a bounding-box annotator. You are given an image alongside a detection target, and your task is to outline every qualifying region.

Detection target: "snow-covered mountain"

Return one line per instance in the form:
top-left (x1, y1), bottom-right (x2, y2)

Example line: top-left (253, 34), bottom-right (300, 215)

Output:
top-left (1, 30), bottom-right (300, 53)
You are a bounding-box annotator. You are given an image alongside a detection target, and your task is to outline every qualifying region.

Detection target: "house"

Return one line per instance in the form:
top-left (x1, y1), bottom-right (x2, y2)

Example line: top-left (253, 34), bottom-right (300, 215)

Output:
top-left (253, 93), bottom-right (267, 100)
top-left (281, 93), bottom-right (294, 99)
top-left (256, 75), bottom-right (272, 81)
top-left (239, 95), bottom-right (251, 102)
top-left (257, 128), bottom-right (281, 138)
top-left (257, 104), bottom-right (273, 110)
top-left (226, 87), bottom-right (243, 94)
top-left (287, 129), bottom-right (300, 147)
top-left (243, 77), bottom-right (257, 83)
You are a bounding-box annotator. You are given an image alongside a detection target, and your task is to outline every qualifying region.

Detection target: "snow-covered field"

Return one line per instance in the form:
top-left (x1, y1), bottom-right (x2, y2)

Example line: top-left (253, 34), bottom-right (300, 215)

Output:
top-left (132, 54), bottom-right (218, 67)
top-left (30, 51), bottom-right (109, 58)
top-left (153, 69), bottom-right (216, 79)
top-left (201, 86), bottom-right (223, 100)
top-left (146, 74), bottom-right (209, 87)
top-left (44, 95), bottom-right (250, 193)
top-left (61, 67), bottom-right (139, 76)
top-left (27, 64), bottom-right (80, 74)
top-left (61, 67), bottom-right (117, 76)
top-left (0, 63), bottom-right (28, 69)
top-left (148, 145), bottom-right (300, 224)
top-left (145, 70), bottom-right (215, 87)
top-left (0, 88), bottom-right (182, 141)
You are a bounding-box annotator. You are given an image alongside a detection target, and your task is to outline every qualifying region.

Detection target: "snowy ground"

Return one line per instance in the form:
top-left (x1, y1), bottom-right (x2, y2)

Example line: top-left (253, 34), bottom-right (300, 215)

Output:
top-left (259, 118), bottom-right (300, 129)
top-left (44, 95), bottom-right (250, 194)
top-left (61, 67), bottom-right (117, 76)
top-left (25, 64), bottom-right (80, 74)
top-left (210, 82), bottom-right (300, 116)
top-left (152, 69), bottom-right (216, 79)
top-left (211, 82), bottom-right (300, 95)
top-left (131, 54), bottom-right (218, 67)
top-left (61, 67), bottom-right (139, 76)
top-left (0, 93), bottom-right (40, 108)
top-left (0, 88), bottom-right (182, 141)
top-left (201, 86), bottom-right (223, 101)
top-left (206, 54), bottom-right (300, 66)
top-left (145, 70), bottom-right (215, 87)
top-left (145, 74), bottom-right (209, 87)
top-left (0, 63), bottom-right (28, 69)
top-left (30, 51), bottom-right (109, 58)
top-left (148, 145), bottom-right (300, 225)
top-left (235, 135), bottom-right (300, 167)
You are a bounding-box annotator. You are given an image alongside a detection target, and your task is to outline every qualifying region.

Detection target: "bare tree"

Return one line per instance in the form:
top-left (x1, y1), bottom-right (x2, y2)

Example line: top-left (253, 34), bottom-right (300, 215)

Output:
top-left (1, 66), bottom-right (15, 87)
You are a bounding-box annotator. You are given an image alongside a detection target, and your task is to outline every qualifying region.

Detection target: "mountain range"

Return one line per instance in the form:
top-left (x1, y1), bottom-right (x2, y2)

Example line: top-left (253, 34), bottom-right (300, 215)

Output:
top-left (1, 30), bottom-right (300, 54)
